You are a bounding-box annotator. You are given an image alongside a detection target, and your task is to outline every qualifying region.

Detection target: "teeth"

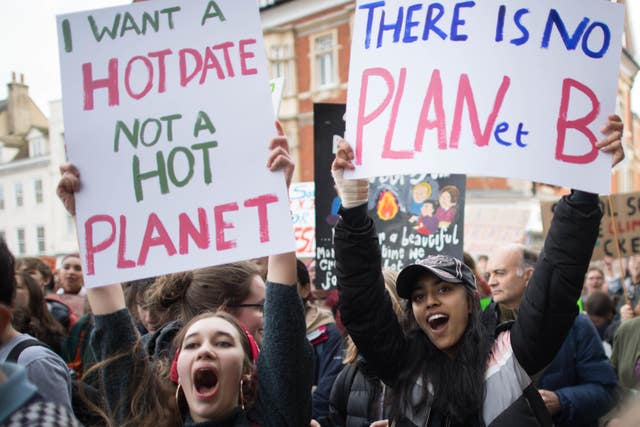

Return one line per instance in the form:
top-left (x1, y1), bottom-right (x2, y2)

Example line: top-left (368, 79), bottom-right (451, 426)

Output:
top-left (428, 314), bottom-right (447, 322)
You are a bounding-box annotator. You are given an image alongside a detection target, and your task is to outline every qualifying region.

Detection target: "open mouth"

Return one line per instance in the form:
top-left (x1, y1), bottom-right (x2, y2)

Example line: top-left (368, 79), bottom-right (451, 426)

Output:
top-left (427, 314), bottom-right (449, 331)
top-left (193, 368), bottom-right (219, 398)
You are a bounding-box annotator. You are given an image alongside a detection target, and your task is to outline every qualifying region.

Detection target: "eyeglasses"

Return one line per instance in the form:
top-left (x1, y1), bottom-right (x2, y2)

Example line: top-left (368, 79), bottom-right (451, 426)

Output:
top-left (227, 303), bottom-right (264, 313)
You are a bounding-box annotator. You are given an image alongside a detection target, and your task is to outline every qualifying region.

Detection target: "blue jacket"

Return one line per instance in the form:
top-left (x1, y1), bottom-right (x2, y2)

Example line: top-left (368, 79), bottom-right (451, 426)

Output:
top-left (310, 322), bottom-right (345, 419)
top-left (539, 313), bottom-right (618, 427)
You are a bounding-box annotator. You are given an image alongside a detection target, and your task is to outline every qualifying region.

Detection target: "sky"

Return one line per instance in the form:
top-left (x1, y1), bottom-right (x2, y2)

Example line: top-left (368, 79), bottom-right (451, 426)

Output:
top-left (1, 0), bottom-right (639, 118)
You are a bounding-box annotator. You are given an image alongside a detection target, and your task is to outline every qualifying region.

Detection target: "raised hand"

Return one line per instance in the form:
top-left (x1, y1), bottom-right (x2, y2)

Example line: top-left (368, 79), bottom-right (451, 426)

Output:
top-left (56, 163), bottom-right (81, 216)
top-left (267, 121), bottom-right (294, 190)
top-left (596, 114), bottom-right (624, 167)
top-left (331, 139), bottom-right (369, 209)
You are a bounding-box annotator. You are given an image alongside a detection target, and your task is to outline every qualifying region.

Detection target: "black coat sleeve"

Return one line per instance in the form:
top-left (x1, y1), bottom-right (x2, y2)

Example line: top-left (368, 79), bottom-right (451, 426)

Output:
top-left (511, 191), bottom-right (602, 375)
top-left (334, 204), bottom-right (410, 385)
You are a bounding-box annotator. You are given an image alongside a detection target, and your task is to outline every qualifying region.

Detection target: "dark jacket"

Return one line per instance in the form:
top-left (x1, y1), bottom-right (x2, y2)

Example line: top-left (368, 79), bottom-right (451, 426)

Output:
top-left (91, 281), bottom-right (313, 427)
top-left (310, 322), bottom-right (345, 419)
top-left (325, 358), bottom-right (388, 427)
top-left (538, 313), bottom-right (617, 427)
top-left (334, 191), bottom-right (601, 427)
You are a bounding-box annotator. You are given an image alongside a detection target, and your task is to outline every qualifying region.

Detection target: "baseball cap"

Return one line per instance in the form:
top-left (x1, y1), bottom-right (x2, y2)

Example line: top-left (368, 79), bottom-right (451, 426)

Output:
top-left (396, 254), bottom-right (477, 299)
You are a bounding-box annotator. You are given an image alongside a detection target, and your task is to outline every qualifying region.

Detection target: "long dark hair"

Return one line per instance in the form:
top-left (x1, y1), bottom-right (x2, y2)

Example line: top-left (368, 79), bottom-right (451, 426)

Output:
top-left (390, 288), bottom-right (493, 424)
top-left (12, 272), bottom-right (66, 354)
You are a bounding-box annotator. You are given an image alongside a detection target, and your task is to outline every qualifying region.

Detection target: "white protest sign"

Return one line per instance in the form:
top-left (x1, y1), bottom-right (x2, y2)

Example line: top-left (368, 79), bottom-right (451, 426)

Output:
top-left (57, 0), bottom-right (294, 287)
top-left (270, 77), bottom-right (285, 116)
top-left (289, 182), bottom-right (315, 258)
top-left (345, 0), bottom-right (624, 194)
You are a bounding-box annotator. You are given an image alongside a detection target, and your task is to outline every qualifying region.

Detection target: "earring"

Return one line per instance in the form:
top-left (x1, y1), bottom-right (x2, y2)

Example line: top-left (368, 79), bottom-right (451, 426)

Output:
top-left (239, 379), bottom-right (245, 411)
top-left (175, 384), bottom-right (182, 406)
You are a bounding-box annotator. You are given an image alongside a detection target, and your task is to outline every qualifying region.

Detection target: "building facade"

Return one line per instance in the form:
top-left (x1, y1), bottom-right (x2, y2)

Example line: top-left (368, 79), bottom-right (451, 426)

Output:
top-left (0, 74), bottom-right (77, 257)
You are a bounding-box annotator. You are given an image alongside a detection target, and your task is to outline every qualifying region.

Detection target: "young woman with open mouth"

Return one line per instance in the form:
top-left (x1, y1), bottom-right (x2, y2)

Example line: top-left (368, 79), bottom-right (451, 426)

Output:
top-left (56, 125), bottom-right (313, 427)
top-left (329, 115), bottom-right (624, 427)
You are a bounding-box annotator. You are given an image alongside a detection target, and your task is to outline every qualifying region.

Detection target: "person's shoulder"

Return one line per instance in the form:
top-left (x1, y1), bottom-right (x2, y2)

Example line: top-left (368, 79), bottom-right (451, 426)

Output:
top-left (615, 316), bottom-right (640, 337)
top-left (17, 337), bottom-right (67, 368)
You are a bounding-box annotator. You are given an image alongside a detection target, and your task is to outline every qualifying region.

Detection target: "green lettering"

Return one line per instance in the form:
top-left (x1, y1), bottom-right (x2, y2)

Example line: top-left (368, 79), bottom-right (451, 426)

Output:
top-left (141, 11), bottom-right (160, 33)
top-left (160, 114), bottom-right (182, 142)
top-left (160, 6), bottom-right (181, 29)
top-left (193, 111), bottom-right (216, 137)
top-left (141, 119), bottom-right (162, 147)
top-left (167, 147), bottom-right (195, 187)
top-left (191, 141), bottom-right (218, 184)
top-left (120, 12), bottom-right (142, 37)
top-left (88, 14), bottom-right (121, 42)
top-left (201, 1), bottom-right (226, 26)
top-left (114, 119), bottom-right (140, 152)
top-left (133, 152), bottom-right (168, 202)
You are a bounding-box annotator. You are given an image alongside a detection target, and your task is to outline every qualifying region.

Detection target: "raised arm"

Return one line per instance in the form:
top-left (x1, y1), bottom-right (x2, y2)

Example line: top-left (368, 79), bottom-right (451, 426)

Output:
top-left (332, 140), bottom-right (410, 385)
top-left (57, 163), bottom-right (145, 423)
top-left (511, 114), bottom-right (624, 375)
top-left (258, 121), bottom-right (314, 427)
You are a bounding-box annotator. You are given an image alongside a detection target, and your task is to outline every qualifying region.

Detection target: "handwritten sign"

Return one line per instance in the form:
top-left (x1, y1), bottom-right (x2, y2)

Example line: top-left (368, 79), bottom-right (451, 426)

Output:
top-left (344, 0), bottom-right (624, 194)
top-left (289, 182), bottom-right (315, 258)
top-left (314, 103), bottom-right (465, 290)
top-left (541, 192), bottom-right (640, 261)
top-left (464, 205), bottom-right (531, 257)
top-left (57, 0), bottom-right (294, 287)
top-left (270, 77), bottom-right (285, 116)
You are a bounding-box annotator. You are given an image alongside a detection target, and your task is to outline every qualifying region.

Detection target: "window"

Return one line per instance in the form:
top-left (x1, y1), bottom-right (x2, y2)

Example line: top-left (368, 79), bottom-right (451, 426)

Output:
top-left (0, 186), bottom-right (4, 210)
top-left (36, 226), bottom-right (46, 253)
top-left (313, 33), bottom-right (337, 89)
top-left (270, 45), bottom-right (294, 95)
top-left (34, 179), bottom-right (43, 204)
top-left (17, 228), bottom-right (25, 255)
top-left (30, 137), bottom-right (46, 157)
top-left (15, 182), bottom-right (23, 207)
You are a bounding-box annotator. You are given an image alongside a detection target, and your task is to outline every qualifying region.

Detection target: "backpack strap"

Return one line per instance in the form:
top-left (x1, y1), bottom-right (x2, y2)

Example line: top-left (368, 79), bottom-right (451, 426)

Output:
top-left (6, 338), bottom-right (48, 363)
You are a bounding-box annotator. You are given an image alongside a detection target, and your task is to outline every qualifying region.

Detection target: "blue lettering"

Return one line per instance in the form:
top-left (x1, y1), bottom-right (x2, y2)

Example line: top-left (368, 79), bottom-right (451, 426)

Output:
top-left (511, 9), bottom-right (529, 46)
top-left (359, 1), bottom-right (386, 49)
top-left (403, 4), bottom-right (423, 43)
top-left (422, 3), bottom-right (447, 41)
top-left (515, 123), bottom-right (528, 147)
top-left (541, 9), bottom-right (589, 51)
top-left (377, 7), bottom-right (404, 48)
top-left (495, 5), bottom-right (506, 42)
top-left (582, 22), bottom-right (610, 58)
top-left (494, 122), bottom-right (529, 147)
top-left (450, 1), bottom-right (474, 41)
top-left (494, 122), bottom-right (511, 146)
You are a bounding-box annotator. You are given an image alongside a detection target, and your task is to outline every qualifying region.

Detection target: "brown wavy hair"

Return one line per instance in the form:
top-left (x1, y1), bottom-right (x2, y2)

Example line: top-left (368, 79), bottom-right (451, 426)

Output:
top-left (144, 262), bottom-right (260, 331)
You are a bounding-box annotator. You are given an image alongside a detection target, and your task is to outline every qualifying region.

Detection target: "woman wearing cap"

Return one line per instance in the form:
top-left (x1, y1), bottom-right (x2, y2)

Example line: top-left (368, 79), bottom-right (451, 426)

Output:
top-left (56, 125), bottom-right (313, 427)
top-left (330, 115), bottom-right (624, 427)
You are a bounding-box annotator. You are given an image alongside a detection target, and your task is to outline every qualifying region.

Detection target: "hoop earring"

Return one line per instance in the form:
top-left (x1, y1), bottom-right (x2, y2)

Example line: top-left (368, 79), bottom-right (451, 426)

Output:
top-left (239, 379), bottom-right (245, 411)
top-left (175, 384), bottom-right (182, 406)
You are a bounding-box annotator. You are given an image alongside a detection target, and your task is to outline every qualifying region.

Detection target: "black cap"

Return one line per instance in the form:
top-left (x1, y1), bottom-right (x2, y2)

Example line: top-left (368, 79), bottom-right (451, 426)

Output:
top-left (396, 255), bottom-right (477, 299)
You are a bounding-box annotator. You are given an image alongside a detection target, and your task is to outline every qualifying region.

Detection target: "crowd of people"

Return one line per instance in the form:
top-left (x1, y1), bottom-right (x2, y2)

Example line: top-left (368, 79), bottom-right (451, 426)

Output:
top-left (1, 116), bottom-right (639, 427)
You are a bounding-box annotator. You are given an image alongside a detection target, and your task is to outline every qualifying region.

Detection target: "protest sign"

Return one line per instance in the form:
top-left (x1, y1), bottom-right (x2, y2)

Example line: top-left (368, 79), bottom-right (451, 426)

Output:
top-left (344, 0), bottom-right (624, 194)
top-left (57, 0), bottom-right (294, 287)
top-left (314, 103), bottom-right (465, 290)
top-left (289, 182), bottom-right (315, 258)
top-left (541, 191), bottom-right (640, 260)
top-left (464, 205), bottom-right (531, 257)
top-left (270, 77), bottom-right (285, 116)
